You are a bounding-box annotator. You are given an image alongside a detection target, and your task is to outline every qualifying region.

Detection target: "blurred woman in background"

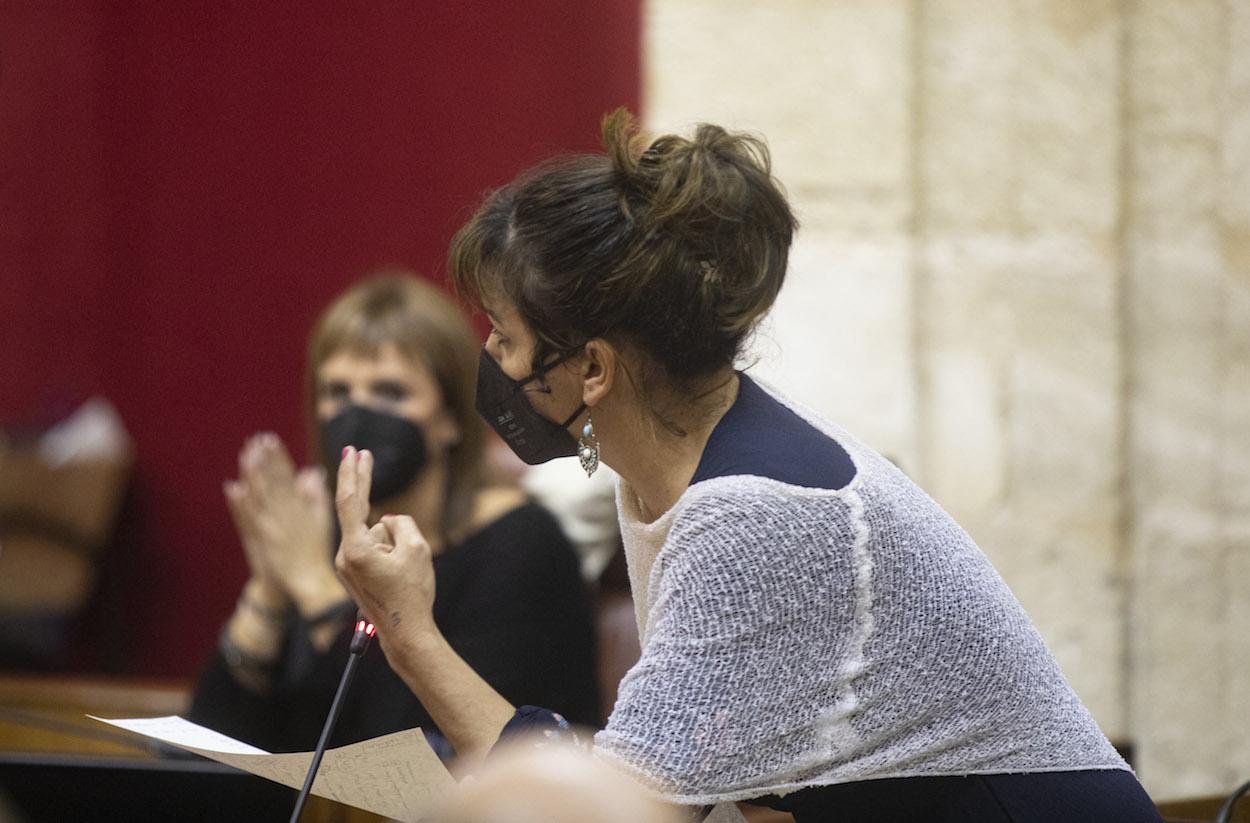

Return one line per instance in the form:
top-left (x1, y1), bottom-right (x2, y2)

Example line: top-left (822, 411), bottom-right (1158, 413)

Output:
top-left (189, 275), bottom-right (599, 755)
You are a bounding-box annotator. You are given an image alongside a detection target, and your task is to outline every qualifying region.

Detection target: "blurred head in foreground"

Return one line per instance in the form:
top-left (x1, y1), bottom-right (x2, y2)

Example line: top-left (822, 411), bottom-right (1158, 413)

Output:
top-left (432, 741), bottom-right (682, 823)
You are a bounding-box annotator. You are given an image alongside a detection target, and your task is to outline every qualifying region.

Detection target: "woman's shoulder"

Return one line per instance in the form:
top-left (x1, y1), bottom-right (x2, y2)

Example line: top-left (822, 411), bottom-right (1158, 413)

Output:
top-left (681, 476), bottom-right (859, 533)
top-left (690, 374), bottom-right (858, 492)
top-left (465, 485), bottom-right (529, 532)
top-left (661, 475), bottom-right (862, 579)
top-left (441, 492), bottom-right (588, 621)
top-left (460, 486), bottom-right (574, 555)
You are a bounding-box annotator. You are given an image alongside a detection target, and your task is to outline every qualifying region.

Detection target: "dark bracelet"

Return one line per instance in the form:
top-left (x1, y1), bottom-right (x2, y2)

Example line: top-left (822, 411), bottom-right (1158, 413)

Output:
top-left (240, 592), bottom-right (293, 626)
top-left (218, 625), bottom-right (281, 673)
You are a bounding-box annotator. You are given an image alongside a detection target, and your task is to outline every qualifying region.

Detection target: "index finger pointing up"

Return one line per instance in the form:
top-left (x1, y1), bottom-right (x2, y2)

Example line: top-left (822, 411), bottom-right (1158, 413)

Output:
top-left (335, 446), bottom-right (373, 536)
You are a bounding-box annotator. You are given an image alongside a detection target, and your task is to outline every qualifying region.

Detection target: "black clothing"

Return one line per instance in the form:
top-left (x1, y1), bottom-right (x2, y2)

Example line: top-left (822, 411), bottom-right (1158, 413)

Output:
top-left (189, 502), bottom-right (600, 754)
top-left (746, 770), bottom-right (1162, 822)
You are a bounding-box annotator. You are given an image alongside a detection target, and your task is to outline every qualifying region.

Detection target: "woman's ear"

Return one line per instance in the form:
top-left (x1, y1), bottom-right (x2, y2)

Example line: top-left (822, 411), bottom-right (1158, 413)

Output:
top-left (579, 339), bottom-right (616, 407)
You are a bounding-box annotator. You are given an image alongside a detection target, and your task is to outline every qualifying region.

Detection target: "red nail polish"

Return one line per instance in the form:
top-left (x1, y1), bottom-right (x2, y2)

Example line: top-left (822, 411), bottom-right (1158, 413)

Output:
top-left (342, 446), bottom-right (350, 458)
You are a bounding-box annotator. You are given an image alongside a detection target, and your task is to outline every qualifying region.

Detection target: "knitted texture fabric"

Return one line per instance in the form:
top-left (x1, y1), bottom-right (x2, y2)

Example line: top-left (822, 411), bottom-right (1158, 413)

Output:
top-left (593, 385), bottom-right (1127, 806)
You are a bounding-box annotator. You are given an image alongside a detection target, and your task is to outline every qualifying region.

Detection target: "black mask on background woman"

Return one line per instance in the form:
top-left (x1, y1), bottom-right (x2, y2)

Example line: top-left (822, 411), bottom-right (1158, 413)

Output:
top-left (320, 405), bottom-right (427, 502)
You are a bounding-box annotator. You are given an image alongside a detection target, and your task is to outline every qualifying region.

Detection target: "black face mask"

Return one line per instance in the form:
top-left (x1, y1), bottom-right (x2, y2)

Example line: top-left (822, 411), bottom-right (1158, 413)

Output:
top-left (320, 405), bottom-right (428, 503)
top-left (474, 348), bottom-right (586, 465)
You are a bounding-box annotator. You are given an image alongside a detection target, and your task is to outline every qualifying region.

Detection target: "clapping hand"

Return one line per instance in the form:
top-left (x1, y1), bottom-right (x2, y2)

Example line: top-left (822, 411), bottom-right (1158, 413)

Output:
top-left (223, 432), bottom-right (339, 614)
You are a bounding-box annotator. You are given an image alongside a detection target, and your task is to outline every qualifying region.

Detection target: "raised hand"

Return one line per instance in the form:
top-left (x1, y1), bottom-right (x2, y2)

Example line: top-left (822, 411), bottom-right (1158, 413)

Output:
top-left (334, 446), bottom-right (438, 652)
top-left (335, 446), bottom-right (514, 762)
top-left (224, 475), bottom-right (282, 603)
top-left (224, 432), bottom-right (341, 616)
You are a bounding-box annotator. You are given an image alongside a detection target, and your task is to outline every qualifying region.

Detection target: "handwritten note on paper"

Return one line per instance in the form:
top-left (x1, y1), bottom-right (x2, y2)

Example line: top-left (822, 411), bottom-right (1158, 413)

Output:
top-left (90, 715), bottom-right (455, 822)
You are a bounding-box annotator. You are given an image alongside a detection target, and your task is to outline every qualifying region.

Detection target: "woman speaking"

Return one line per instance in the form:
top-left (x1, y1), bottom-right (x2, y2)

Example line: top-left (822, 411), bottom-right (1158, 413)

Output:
top-left (333, 112), bottom-right (1162, 821)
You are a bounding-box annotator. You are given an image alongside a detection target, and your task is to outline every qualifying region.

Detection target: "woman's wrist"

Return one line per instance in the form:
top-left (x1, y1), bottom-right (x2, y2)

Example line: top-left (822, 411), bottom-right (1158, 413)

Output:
top-left (244, 577), bottom-right (289, 611)
top-left (222, 591), bottom-right (288, 692)
top-left (242, 578), bottom-right (292, 623)
top-left (228, 593), bottom-right (285, 657)
top-left (286, 565), bottom-right (350, 619)
top-left (385, 622), bottom-right (515, 765)
top-left (387, 621), bottom-right (448, 683)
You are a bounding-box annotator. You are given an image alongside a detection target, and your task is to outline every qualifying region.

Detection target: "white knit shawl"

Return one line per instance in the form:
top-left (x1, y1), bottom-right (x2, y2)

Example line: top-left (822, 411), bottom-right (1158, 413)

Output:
top-left (593, 385), bottom-right (1127, 806)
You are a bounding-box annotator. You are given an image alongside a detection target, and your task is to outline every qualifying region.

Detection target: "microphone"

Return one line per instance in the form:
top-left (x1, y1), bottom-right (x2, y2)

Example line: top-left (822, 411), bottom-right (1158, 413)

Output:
top-left (349, 615), bottom-right (376, 656)
top-left (288, 611), bottom-right (376, 823)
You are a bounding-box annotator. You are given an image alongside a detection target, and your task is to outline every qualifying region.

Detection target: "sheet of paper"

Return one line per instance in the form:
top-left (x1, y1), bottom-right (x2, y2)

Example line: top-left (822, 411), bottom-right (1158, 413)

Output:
top-left (91, 714), bottom-right (270, 755)
top-left (92, 715), bottom-right (455, 822)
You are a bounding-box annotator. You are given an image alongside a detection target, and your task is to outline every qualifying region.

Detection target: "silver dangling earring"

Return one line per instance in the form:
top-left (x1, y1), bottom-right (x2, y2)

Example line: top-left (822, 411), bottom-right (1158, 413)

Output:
top-left (577, 412), bottom-right (600, 477)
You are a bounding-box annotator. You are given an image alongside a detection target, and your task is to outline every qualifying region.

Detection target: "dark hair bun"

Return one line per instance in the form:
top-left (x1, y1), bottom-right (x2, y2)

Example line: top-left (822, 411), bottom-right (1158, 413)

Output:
top-left (451, 109), bottom-right (797, 390)
top-left (599, 110), bottom-right (798, 379)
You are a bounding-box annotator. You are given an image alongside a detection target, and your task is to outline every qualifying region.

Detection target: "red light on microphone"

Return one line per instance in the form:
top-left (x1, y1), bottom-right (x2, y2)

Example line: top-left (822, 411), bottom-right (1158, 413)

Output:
top-left (348, 612), bottom-right (374, 656)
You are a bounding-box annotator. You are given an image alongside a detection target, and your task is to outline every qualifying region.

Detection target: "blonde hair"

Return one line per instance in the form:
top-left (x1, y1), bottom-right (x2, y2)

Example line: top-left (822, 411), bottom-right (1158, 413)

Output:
top-left (306, 274), bottom-right (485, 533)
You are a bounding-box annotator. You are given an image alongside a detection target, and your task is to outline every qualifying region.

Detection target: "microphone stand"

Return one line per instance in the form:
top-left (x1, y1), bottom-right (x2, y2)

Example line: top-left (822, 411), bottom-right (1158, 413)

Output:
top-left (288, 614), bottom-right (376, 823)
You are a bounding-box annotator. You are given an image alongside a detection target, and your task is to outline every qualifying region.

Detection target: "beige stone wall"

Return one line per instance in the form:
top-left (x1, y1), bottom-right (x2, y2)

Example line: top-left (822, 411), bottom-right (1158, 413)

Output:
top-left (1125, 0), bottom-right (1250, 798)
top-left (645, 0), bottom-right (1250, 800)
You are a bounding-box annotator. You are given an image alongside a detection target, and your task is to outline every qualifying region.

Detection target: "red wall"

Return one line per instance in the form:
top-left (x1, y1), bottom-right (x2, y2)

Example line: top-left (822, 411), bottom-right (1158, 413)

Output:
top-left (0, 2), bottom-right (640, 676)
